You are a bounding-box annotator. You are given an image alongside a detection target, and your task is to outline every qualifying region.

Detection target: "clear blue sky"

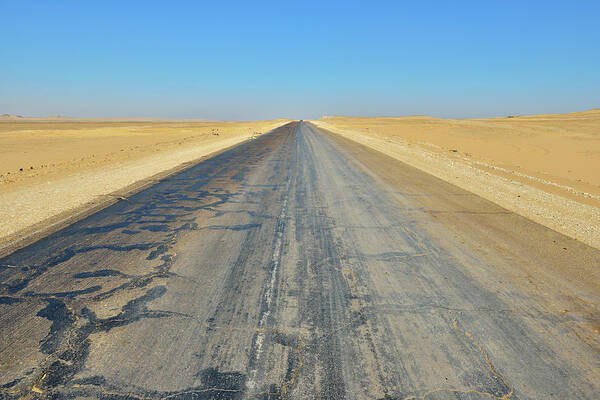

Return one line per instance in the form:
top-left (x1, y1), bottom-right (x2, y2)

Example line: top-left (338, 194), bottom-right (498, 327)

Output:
top-left (1, 1), bottom-right (599, 120)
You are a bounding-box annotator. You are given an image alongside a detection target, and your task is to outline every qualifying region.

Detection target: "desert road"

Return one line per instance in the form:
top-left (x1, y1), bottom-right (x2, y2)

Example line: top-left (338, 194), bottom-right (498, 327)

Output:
top-left (1, 121), bottom-right (599, 399)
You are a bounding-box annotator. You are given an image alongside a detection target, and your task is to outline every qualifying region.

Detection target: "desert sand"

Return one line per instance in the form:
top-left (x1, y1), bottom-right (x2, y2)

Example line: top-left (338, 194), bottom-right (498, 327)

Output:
top-left (312, 109), bottom-right (600, 249)
top-left (0, 118), bottom-right (289, 254)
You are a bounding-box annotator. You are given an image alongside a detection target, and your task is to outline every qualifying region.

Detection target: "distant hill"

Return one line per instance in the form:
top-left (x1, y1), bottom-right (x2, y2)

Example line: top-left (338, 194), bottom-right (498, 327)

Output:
top-left (0, 114), bottom-right (214, 122)
top-left (0, 114), bottom-right (25, 119)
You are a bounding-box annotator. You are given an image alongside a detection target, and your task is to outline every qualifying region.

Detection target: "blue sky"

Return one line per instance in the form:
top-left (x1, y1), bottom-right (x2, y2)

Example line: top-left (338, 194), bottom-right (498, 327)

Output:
top-left (1, 1), bottom-right (599, 120)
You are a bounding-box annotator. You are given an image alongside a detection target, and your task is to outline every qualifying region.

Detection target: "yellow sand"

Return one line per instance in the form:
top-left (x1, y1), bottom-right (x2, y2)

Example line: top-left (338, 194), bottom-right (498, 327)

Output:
top-left (317, 109), bottom-right (600, 199)
top-left (0, 119), bottom-right (288, 189)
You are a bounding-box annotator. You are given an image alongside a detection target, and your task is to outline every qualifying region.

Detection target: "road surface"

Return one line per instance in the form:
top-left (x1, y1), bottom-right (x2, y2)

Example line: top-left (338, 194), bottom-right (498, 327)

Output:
top-left (1, 121), bottom-right (599, 399)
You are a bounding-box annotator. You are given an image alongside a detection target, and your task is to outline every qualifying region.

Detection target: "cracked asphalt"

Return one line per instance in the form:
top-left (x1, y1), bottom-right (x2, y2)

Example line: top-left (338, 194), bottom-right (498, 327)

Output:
top-left (1, 121), bottom-right (599, 399)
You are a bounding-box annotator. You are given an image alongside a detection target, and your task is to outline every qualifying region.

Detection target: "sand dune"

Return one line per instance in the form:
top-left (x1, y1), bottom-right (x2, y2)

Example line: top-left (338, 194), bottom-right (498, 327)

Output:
top-left (313, 109), bottom-right (600, 249)
top-left (0, 119), bottom-right (289, 254)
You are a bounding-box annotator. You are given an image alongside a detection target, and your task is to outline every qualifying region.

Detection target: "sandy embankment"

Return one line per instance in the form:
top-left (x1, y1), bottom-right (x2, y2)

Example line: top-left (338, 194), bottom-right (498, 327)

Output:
top-left (312, 109), bottom-right (600, 249)
top-left (0, 118), bottom-right (289, 254)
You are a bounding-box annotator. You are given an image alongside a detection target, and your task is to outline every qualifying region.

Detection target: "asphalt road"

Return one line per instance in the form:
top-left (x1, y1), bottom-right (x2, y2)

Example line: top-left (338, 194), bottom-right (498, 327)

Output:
top-left (1, 121), bottom-right (599, 399)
